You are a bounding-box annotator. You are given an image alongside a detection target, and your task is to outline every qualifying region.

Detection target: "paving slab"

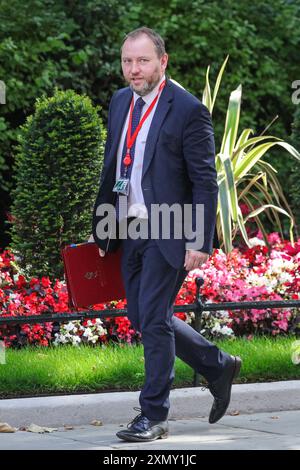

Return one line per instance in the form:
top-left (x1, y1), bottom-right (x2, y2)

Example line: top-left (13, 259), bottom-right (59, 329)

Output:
top-left (219, 409), bottom-right (300, 436)
top-left (0, 410), bottom-right (299, 450)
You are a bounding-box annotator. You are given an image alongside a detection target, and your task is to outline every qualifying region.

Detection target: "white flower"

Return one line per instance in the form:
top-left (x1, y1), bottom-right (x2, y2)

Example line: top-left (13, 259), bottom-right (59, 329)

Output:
top-left (54, 335), bottom-right (67, 345)
top-left (96, 326), bottom-right (107, 336)
top-left (212, 323), bottom-right (221, 333)
top-left (71, 336), bottom-right (81, 346)
top-left (217, 310), bottom-right (229, 318)
top-left (247, 272), bottom-right (266, 287)
top-left (249, 237), bottom-right (266, 247)
top-left (279, 272), bottom-right (294, 284)
top-left (269, 257), bottom-right (295, 273)
top-left (83, 328), bottom-right (92, 338)
top-left (220, 326), bottom-right (234, 336)
top-left (65, 322), bottom-right (77, 332)
top-left (261, 277), bottom-right (278, 293)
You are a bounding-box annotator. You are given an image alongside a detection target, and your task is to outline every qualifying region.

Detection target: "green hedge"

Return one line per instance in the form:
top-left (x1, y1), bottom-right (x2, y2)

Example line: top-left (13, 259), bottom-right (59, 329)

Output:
top-left (0, 0), bottom-right (125, 192)
top-left (9, 89), bottom-right (105, 279)
top-left (1, 0), bottom-right (300, 187)
top-left (287, 105), bottom-right (300, 228)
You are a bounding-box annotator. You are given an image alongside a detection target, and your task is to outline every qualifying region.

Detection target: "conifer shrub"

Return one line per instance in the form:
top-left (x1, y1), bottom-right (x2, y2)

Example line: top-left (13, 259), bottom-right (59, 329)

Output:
top-left (9, 89), bottom-right (105, 279)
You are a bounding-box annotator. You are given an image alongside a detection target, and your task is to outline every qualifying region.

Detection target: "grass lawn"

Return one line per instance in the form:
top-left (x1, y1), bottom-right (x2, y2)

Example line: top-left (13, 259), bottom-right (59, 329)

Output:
top-left (0, 336), bottom-right (299, 398)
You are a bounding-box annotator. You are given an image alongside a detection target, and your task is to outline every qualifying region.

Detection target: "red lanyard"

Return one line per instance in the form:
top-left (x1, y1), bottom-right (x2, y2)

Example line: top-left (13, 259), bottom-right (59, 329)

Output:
top-left (123, 80), bottom-right (166, 169)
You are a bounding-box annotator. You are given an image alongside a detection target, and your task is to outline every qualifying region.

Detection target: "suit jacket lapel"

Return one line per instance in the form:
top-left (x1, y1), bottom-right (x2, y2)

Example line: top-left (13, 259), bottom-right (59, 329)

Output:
top-left (142, 79), bottom-right (174, 179)
top-left (106, 80), bottom-right (174, 179)
top-left (108, 88), bottom-right (132, 171)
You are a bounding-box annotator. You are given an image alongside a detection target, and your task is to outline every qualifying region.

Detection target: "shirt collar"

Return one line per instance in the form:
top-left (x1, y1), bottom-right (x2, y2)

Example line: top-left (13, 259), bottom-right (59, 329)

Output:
top-left (133, 74), bottom-right (166, 106)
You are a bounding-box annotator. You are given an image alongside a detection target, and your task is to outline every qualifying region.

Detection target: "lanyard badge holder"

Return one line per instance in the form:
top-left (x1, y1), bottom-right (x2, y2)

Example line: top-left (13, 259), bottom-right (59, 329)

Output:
top-left (113, 152), bottom-right (132, 196)
top-left (113, 176), bottom-right (130, 196)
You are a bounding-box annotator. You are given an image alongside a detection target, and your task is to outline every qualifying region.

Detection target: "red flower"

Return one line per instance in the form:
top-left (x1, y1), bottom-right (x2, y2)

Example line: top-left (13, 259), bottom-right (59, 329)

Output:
top-left (29, 278), bottom-right (40, 289)
top-left (174, 312), bottom-right (187, 321)
top-left (16, 275), bottom-right (27, 289)
top-left (41, 277), bottom-right (52, 288)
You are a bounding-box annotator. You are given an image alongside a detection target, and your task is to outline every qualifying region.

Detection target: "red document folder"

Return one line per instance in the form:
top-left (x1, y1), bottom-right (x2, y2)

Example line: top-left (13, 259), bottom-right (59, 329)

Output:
top-left (61, 242), bottom-right (125, 309)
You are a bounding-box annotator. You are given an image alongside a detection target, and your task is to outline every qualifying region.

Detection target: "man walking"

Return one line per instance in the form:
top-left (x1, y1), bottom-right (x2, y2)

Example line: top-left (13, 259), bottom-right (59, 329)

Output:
top-left (92, 27), bottom-right (241, 442)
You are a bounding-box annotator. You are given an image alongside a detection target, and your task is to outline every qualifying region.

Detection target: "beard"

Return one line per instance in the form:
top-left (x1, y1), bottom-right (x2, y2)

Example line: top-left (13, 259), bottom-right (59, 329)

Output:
top-left (129, 80), bottom-right (157, 96)
top-left (128, 73), bottom-right (161, 96)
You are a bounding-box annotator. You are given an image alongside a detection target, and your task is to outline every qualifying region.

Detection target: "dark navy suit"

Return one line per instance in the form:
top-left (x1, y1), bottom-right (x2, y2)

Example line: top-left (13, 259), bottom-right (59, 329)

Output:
top-left (92, 78), bottom-right (229, 420)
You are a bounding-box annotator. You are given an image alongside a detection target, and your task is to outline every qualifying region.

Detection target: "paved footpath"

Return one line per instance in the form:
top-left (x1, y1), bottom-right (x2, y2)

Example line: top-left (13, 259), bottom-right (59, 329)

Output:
top-left (1, 410), bottom-right (300, 450)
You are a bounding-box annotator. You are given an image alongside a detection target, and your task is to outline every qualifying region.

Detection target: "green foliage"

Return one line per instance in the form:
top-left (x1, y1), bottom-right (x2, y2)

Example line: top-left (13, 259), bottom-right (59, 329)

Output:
top-left (1, 0), bottom-right (300, 193)
top-left (0, 0), bottom-right (126, 192)
top-left (0, 0), bottom-right (73, 191)
top-left (9, 89), bottom-right (105, 279)
top-left (202, 58), bottom-right (300, 251)
top-left (287, 105), bottom-right (300, 228)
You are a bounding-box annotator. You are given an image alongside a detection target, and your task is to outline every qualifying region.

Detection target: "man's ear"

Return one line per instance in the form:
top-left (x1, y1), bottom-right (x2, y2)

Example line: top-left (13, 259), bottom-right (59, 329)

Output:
top-left (161, 53), bottom-right (168, 71)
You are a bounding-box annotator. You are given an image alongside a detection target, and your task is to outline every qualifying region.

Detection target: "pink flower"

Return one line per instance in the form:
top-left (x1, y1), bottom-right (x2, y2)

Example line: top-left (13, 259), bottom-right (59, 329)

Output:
top-left (267, 232), bottom-right (282, 246)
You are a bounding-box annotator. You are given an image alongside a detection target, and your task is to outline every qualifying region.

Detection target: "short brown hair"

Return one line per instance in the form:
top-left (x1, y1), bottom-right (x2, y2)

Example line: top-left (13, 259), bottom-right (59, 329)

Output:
top-left (121, 27), bottom-right (166, 58)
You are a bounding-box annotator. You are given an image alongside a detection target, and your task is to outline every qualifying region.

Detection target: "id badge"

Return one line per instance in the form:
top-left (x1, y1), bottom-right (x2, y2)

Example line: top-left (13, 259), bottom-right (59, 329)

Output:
top-left (112, 178), bottom-right (130, 196)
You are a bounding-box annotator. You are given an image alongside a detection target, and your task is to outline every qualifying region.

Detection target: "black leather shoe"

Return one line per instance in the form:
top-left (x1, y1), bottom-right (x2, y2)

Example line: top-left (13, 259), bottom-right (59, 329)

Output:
top-left (116, 409), bottom-right (169, 442)
top-left (208, 355), bottom-right (242, 424)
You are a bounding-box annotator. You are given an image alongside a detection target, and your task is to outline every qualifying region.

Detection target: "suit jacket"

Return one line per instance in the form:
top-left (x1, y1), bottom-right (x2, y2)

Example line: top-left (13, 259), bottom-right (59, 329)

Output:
top-left (92, 78), bottom-right (219, 269)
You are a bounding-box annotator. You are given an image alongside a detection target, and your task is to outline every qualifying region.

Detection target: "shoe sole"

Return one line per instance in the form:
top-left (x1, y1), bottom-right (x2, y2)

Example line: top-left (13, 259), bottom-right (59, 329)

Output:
top-left (116, 431), bottom-right (169, 443)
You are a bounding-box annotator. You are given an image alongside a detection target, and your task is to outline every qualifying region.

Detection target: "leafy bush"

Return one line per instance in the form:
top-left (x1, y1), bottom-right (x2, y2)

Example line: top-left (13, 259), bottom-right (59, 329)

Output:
top-left (287, 106), bottom-right (300, 228)
top-left (202, 58), bottom-right (300, 251)
top-left (0, 0), bottom-right (126, 245)
top-left (1, 0), bottom-right (300, 250)
top-left (0, 0), bottom-right (125, 186)
top-left (8, 89), bottom-right (105, 278)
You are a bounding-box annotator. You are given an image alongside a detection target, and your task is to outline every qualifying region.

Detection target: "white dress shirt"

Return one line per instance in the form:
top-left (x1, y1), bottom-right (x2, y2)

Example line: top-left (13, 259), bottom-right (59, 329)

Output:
top-left (116, 75), bottom-right (166, 219)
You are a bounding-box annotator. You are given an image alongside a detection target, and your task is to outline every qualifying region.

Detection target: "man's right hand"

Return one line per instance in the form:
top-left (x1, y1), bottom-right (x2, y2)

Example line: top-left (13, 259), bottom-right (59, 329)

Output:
top-left (88, 234), bottom-right (105, 257)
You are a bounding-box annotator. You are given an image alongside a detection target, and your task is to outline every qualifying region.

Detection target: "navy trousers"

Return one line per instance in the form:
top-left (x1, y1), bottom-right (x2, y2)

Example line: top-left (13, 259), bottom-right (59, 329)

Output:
top-left (121, 234), bottom-right (230, 421)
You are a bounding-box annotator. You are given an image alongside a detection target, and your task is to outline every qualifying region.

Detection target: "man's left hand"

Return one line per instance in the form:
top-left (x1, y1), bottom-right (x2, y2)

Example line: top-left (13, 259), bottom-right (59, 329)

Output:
top-left (184, 249), bottom-right (209, 271)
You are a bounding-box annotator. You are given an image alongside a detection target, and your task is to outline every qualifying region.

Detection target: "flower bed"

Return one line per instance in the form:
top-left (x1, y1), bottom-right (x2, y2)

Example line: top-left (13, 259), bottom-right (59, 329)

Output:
top-left (184, 233), bottom-right (300, 338)
top-left (1, 233), bottom-right (300, 348)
